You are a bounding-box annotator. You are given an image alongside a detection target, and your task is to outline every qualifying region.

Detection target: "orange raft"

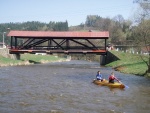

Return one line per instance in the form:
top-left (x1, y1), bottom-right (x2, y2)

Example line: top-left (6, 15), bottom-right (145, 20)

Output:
top-left (93, 79), bottom-right (125, 88)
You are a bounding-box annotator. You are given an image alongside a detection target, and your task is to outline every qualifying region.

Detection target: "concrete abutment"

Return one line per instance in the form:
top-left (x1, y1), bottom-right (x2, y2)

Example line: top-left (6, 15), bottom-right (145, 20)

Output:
top-left (100, 51), bottom-right (119, 65)
top-left (0, 48), bottom-right (20, 60)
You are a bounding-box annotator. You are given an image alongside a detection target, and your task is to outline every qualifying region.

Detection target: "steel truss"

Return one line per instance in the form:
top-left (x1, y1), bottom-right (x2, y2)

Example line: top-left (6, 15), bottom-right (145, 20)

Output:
top-left (10, 36), bottom-right (107, 55)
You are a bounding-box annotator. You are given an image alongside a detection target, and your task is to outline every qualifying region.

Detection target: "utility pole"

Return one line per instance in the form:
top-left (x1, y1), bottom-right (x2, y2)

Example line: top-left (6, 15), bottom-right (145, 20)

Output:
top-left (3, 32), bottom-right (6, 48)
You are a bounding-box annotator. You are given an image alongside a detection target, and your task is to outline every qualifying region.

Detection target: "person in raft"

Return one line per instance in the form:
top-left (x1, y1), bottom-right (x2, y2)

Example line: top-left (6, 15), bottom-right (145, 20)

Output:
top-left (96, 71), bottom-right (104, 81)
top-left (109, 72), bottom-right (121, 83)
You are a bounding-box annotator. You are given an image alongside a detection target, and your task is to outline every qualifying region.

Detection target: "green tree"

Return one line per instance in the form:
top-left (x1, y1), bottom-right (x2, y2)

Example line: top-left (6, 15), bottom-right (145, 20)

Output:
top-left (53, 21), bottom-right (69, 31)
top-left (110, 15), bottom-right (127, 45)
top-left (85, 15), bottom-right (101, 27)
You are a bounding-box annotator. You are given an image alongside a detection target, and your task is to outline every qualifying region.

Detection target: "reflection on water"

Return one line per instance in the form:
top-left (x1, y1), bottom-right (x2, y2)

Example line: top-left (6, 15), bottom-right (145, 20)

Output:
top-left (0, 60), bottom-right (150, 113)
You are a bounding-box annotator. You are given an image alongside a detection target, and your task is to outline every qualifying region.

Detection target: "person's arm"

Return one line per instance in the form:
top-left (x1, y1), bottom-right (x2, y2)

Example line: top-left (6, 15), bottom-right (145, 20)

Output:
top-left (109, 76), bottom-right (111, 80)
top-left (96, 74), bottom-right (99, 79)
top-left (100, 74), bottom-right (102, 78)
top-left (114, 77), bottom-right (120, 82)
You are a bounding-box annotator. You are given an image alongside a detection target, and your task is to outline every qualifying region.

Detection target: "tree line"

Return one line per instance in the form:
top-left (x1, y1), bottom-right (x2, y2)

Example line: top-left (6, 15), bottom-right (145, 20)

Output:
top-left (0, 14), bottom-right (132, 45)
top-left (0, 20), bottom-right (69, 44)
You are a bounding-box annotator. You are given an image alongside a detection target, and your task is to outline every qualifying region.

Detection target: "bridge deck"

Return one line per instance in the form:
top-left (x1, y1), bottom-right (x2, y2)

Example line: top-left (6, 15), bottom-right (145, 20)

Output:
top-left (9, 49), bottom-right (107, 55)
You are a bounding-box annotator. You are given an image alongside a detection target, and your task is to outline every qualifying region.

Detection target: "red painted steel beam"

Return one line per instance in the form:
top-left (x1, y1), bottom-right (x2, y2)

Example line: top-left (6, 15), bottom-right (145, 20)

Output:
top-left (9, 49), bottom-right (107, 55)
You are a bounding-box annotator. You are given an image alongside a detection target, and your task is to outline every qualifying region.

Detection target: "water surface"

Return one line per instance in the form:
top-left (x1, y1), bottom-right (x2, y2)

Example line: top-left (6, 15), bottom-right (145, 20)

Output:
top-left (0, 60), bottom-right (150, 113)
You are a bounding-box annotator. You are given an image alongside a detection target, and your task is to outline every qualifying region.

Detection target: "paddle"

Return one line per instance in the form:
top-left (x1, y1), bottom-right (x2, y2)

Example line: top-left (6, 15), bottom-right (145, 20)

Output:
top-left (119, 81), bottom-right (129, 88)
top-left (124, 84), bottom-right (129, 88)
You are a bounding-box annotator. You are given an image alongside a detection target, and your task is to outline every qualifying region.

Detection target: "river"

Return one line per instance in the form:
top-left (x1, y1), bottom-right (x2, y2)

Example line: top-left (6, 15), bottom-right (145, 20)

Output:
top-left (0, 60), bottom-right (150, 113)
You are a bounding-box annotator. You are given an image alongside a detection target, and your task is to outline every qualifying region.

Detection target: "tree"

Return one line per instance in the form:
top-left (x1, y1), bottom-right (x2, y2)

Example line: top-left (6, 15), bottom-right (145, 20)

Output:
top-left (111, 28), bottom-right (126, 45)
top-left (132, 20), bottom-right (150, 74)
top-left (85, 15), bottom-right (101, 27)
top-left (53, 21), bottom-right (69, 31)
top-left (110, 15), bottom-right (128, 45)
top-left (132, 0), bottom-right (150, 74)
top-left (113, 14), bottom-right (125, 28)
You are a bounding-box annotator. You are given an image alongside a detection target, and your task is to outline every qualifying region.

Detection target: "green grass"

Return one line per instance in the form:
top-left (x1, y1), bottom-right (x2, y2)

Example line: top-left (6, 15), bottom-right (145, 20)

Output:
top-left (0, 54), bottom-right (66, 66)
top-left (106, 51), bottom-right (148, 76)
top-left (0, 52), bottom-right (149, 77)
top-left (0, 55), bottom-right (22, 65)
top-left (21, 54), bottom-right (65, 63)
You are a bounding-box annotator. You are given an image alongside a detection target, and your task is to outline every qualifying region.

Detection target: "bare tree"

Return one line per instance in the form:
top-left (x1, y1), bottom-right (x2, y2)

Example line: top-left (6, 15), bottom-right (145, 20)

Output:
top-left (132, 0), bottom-right (150, 74)
top-left (132, 20), bottom-right (150, 73)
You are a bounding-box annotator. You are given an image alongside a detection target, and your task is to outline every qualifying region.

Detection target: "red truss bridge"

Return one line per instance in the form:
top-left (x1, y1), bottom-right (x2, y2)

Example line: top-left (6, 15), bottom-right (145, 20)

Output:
top-left (7, 30), bottom-right (109, 55)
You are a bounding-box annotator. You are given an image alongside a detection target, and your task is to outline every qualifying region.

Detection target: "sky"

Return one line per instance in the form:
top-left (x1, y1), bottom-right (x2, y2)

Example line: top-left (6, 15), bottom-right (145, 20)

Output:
top-left (0, 0), bottom-right (138, 26)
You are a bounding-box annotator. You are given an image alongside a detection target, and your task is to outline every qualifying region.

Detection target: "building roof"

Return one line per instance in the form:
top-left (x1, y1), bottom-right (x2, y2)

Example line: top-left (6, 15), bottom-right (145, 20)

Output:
top-left (7, 30), bottom-right (109, 39)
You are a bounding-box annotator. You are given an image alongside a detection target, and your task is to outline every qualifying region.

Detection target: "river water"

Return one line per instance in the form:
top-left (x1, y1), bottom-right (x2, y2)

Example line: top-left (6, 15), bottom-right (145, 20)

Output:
top-left (0, 60), bottom-right (150, 113)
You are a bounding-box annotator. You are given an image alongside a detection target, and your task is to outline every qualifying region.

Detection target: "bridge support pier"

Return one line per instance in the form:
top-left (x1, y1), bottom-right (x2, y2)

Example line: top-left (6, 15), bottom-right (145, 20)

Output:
top-left (100, 55), bottom-right (106, 65)
top-left (64, 55), bottom-right (71, 61)
top-left (100, 51), bottom-right (120, 65)
top-left (66, 55), bottom-right (71, 60)
top-left (15, 54), bottom-right (20, 60)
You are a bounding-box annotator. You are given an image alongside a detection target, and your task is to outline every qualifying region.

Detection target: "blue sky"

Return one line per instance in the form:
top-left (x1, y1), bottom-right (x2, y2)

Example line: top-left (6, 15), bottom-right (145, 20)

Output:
top-left (0, 0), bottom-right (138, 26)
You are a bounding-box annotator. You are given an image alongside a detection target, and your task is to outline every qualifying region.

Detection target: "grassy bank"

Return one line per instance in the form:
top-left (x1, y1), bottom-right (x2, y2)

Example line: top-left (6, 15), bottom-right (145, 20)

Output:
top-left (0, 54), bottom-right (67, 67)
top-left (1, 52), bottom-right (149, 77)
top-left (106, 51), bottom-right (149, 76)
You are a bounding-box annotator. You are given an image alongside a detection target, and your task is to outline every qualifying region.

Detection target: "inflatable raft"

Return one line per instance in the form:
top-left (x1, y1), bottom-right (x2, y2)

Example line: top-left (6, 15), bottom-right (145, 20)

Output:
top-left (93, 79), bottom-right (125, 88)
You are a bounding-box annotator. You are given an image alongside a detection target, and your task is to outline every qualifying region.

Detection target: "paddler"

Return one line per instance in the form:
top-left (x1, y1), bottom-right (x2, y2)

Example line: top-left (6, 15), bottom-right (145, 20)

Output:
top-left (96, 71), bottom-right (104, 81)
top-left (109, 72), bottom-right (120, 83)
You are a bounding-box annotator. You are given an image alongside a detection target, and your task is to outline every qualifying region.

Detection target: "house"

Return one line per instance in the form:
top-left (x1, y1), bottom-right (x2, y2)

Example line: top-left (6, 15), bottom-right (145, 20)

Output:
top-left (141, 46), bottom-right (150, 55)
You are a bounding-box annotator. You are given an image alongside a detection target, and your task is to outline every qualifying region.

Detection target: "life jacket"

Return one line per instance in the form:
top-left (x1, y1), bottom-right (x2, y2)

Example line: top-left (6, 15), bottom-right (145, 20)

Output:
top-left (109, 75), bottom-right (115, 80)
top-left (96, 74), bottom-right (102, 79)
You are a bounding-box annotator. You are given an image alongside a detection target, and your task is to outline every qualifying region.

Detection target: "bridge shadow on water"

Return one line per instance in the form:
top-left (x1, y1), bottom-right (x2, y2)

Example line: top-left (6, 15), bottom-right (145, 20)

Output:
top-left (28, 60), bottom-right (41, 64)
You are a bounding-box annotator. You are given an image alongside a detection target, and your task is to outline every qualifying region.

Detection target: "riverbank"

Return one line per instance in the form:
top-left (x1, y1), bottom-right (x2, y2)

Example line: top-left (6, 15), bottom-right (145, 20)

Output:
top-left (0, 54), bottom-right (68, 67)
top-left (1, 52), bottom-right (149, 77)
top-left (106, 51), bottom-right (150, 77)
